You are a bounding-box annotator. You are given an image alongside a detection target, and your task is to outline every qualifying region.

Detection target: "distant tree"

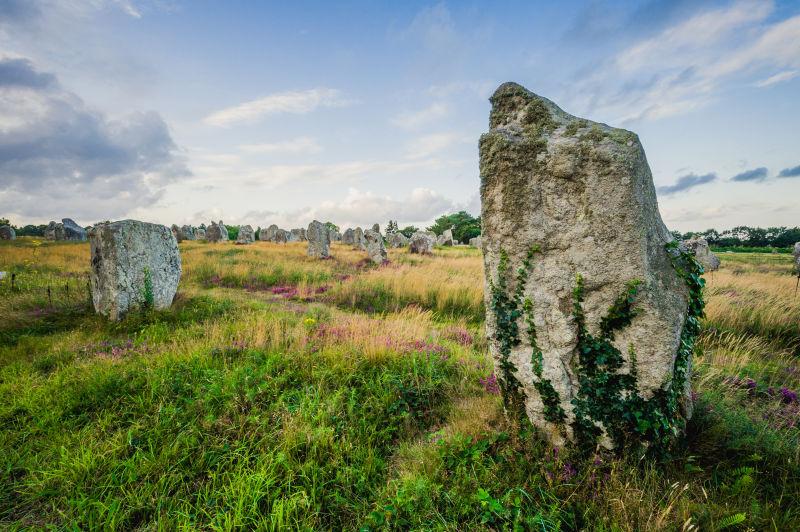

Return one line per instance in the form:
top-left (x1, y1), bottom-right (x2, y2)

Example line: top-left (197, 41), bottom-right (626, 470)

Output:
top-left (399, 225), bottom-right (418, 238)
top-left (16, 224), bottom-right (46, 237)
top-left (670, 225), bottom-right (800, 249)
top-left (386, 220), bottom-right (399, 234)
top-left (227, 225), bottom-right (239, 241)
top-left (427, 211), bottom-right (481, 244)
top-left (0, 218), bottom-right (9, 226)
top-left (324, 222), bottom-right (339, 233)
top-left (255, 226), bottom-right (261, 240)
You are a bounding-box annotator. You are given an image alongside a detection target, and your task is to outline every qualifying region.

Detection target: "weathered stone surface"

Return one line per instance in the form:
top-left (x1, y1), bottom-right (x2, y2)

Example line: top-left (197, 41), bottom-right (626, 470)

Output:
top-left (291, 228), bottom-right (307, 242)
top-left (794, 242), bottom-right (800, 271)
top-left (440, 228), bottom-right (454, 246)
top-left (0, 225), bottom-right (15, 240)
top-left (682, 237), bottom-right (720, 272)
top-left (371, 223), bottom-right (380, 233)
top-left (261, 224), bottom-right (279, 241)
top-left (181, 225), bottom-right (196, 240)
top-left (89, 220), bottom-right (181, 320)
top-left (171, 224), bottom-right (184, 243)
top-left (206, 221), bottom-right (228, 243)
top-left (342, 228), bottom-right (355, 245)
top-left (236, 225), bottom-right (255, 244)
top-left (62, 218), bottom-right (87, 241)
top-left (480, 82), bottom-right (693, 449)
top-left (44, 221), bottom-right (64, 241)
top-left (387, 232), bottom-right (409, 248)
top-left (469, 236), bottom-right (482, 248)
top-left (409, 231), bottom-right (435, 254)
top-left (353, 227), bottom-right (366, 250)
top-left (365, 229), bottom-right (387, 264)
top-left (307, 220), bottom-right (330, 258)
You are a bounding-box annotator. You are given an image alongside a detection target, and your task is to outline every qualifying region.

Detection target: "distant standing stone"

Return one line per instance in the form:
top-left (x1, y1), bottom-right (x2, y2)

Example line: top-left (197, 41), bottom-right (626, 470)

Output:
top-left (307, 220), bottom-right (331, 258)
top-left (291, 228), bottom-right (307, 242)
top-left (274, 229), bottom-right (290, 243)
top-left (682, 237), bottom-right (720, 272)
top-left (342, 228), bottom-right (355, 245)
top-left (236, 225), bottom-right (255, 244)
top-left (469, 236), bottom-right (482, 248)
top-left (181, 225), bottom-right (196, 240)
top-left (353, 227), bottom-right (366, 250)
top-left (89, 220), bottom-right (181, 320)
top-left (440, 228), bottom-right (454, 246)
top-left (365, 229), bottom-right (388, 264)
top-left (44, 221), bottom-right (64, 241)
top-left (409, 231), bottom-right (435, 254)
top-left (171, 224), bottom-right (184, 243)
top-left (206, 221), bottom-right (228, 243)
top-left (0, 225), bottom-right (15, 240)
top-left (62, 218), bottom-right (87, 241)
top-left (261, 224), bottom-right (279, 241)
top-left (387, 232), bottom-right (409, 248)
top-left (195, 227), bottom-right (207, 240)
top-left (794, 242), bottom-right (800, 272)
top-left (371, 223), bottom-right (380, 233)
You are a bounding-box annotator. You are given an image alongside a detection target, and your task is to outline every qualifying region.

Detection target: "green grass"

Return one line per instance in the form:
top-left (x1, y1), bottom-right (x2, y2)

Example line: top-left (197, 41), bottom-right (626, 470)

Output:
top-left (1, 240), bottom-right (800, 529)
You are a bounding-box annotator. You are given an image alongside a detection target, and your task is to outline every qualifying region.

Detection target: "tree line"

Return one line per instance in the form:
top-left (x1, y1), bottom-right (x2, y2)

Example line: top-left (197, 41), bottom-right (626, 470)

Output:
top-left (672, 226), bottom-right (800, 249)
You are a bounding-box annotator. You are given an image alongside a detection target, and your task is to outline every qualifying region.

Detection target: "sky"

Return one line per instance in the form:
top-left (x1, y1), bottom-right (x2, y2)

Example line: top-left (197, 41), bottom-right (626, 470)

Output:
top-left (1, 0), bottom-right (799, 232)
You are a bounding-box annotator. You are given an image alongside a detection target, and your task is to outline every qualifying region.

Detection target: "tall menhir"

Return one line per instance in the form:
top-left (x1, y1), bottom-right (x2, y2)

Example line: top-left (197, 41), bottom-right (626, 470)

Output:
top-left (479, 82), bottom-right (703, 453)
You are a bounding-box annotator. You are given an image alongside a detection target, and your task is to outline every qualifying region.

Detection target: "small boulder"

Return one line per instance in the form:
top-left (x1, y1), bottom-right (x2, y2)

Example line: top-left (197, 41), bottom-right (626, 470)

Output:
top-left (469, 236), bottom-right (482, 248)
top-left (89, 220), bottom-right (181, 320)
top-left (409, 231), bottom-right (435, 254)
top-left (439, 228), bottom-right (454, 246)
top-left (365, 229), bottom-right (388, 264)
top-left (236, 225), bottom-right (255, 244)
top-left (0, 225), bottom-right (15, 240)
top-left (307, 220), bottom-right (330, 258)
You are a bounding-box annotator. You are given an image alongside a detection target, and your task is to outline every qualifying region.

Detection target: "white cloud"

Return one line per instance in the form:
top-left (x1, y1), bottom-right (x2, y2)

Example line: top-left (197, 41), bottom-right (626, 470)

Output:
top-left (404, 132), bottom-right (464, 159)
top-left (296, 187), bottom-right (455, 228)
top-left (391, 102), bottom-right (449, 129)
top-left (203, 88), bottom-right (353, 127)
top-left (754, 69), bottom-right (799, 87)
top-left (238, 136), bottom-right (322, 155)
top-left (571, 1), bottom-right (800, 124)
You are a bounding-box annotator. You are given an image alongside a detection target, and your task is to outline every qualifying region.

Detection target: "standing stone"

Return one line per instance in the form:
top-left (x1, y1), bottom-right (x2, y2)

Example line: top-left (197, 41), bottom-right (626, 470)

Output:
top-left (440, 228), bottom-right (454, 246)
top-left (261, 224), bottom-right (279, 242)
top-left (195, 227), bottom-right (207, 240)
top-left (682, 237), bottom-right (720, 272)
top-left (794, 242), bottom-right (800, 272)
top-left (365, 229), bottom-right (388, 264)
top-left (44, 221), bottom-right (64, 241)
top-left (236, 225), bottom-right (255, 244)
top-left (181, 225), bottom-right (196, 241)
top-left (62, 218), bottom-right (87, 241)
top-left (0, 225), bottom-right (15, 240)
top-left (353, 227), bottom-right (366, 250)
top-left (329, 227), bottom-right (342, 242)
top-left (89, 220), bottom-right (181, 321)
top-left (171, 224), bottom-right (184, 243)
top-left (469, 236), bottom-right (482, 248)
top-left (480, 82), bottom-right (698, 450)
top-left (371, 223), bottom-right (380, 233)
top-left (206, 221), bottom-right (228, 243)
top-left (409, 231), bottom-right (435, 254)
top-left (274, 229), bottom-right (290, 243)
top-left (307, 220), bottom-right (330, 258)
top-left (291, 228), bottom-right (307, 242)
top-left (388, 232), bottom-right (409, 248)
top-left (342, 228), bottom-right (356, 245)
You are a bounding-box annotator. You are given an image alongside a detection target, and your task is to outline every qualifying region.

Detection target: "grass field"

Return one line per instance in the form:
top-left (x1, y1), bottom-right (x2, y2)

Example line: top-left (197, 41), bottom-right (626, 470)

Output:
top-left (1, 239), bottom-right (799, 530)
